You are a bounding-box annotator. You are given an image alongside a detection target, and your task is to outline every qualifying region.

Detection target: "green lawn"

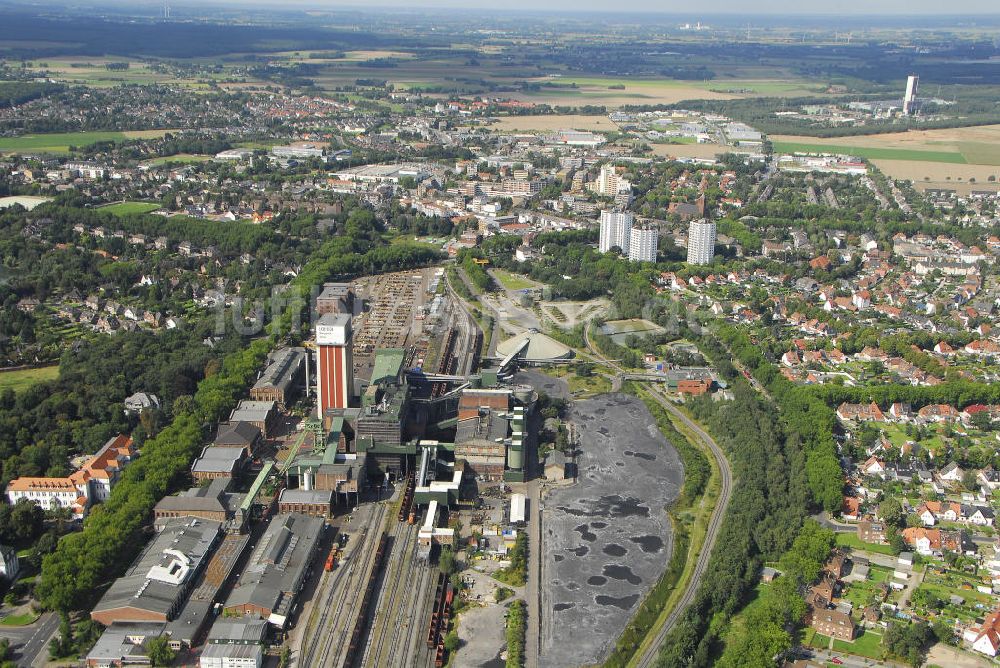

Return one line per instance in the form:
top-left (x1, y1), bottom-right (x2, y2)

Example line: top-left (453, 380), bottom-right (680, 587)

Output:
top-left (808, 631), bottom-right (832, 649)
top-left (493, 269), bottom-right (537, 292)
top-left (99, 201), bottom-right (161, 216)
top-left (0, 130), bottom-right (172, 154)
top-left (835, 532), bottom-right (897, 556)
top-left (772, 141), bottom-right (968, 164)
top-left (833, 629), bottom-right (883, 659)
top-left (868, 565), bottom-right (892, 583)
top-left (0, 612), bottom-right (40, 626)
top-left (143, 153), bottom-right (213, 166)
top-left (0, 365), bottom-right (59, 394)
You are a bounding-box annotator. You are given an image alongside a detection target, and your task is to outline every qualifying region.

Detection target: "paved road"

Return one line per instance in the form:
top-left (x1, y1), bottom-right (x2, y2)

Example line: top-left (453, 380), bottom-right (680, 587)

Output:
top-left (0, 611), bottom-right (59, 667)
top-left (810, 647), bottom-right (906, 668)
top-left (581, 322), bottom-right (734, 668)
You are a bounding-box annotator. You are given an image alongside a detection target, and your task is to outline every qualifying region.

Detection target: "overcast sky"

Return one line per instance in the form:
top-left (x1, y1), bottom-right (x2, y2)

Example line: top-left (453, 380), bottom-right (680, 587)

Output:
top-left (199, 0), bottom-right (1000, 13)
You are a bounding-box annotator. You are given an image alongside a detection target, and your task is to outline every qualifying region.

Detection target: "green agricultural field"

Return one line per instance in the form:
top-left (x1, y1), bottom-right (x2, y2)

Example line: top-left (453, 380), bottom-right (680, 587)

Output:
top-left (0, 129), bottom-right (172, 154)
top-left (773, 141), bottom-right (968, 164)
top-left (0, 365), bottom-right (59, 394)
top-left (957, 142), bottom-right (1000, 166)
top-left (99, 201), bottom-right (161, 216)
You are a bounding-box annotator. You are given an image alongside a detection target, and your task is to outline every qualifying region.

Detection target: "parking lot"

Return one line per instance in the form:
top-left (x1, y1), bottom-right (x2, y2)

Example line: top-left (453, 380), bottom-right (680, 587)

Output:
top-left (538, 393), bottom-right (683, 667)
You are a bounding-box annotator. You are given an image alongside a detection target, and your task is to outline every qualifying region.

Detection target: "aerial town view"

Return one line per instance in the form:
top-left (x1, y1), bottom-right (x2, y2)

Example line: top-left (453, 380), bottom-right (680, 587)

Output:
top-left (0, 1), bottom-right (1000, 667)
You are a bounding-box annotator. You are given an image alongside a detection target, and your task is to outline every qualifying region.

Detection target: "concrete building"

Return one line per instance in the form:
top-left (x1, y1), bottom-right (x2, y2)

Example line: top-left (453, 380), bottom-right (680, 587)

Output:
top-left (628, 223), bottom-right (658, 262)
top-left (200, 619), bottom-right (267, 668)
top-left (91, 518), bottom-right (222, 626)
top-left (315, 283), bottom-right (354, 316)
top-left (686, 218), bottom-right (716, 265)
top-left (591, 164), bottom-right (632, 198)
top-left (903, 74), bottom-right (919, 116)
top-left (598, 210), bottom-right (634, 255)
top-left (316, 313), bottom-right (354, 415)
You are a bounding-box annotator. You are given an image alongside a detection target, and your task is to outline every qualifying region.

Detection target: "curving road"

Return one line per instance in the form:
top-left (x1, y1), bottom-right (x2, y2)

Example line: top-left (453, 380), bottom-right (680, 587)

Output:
top-left (581, 323), bottom-right (733, 668)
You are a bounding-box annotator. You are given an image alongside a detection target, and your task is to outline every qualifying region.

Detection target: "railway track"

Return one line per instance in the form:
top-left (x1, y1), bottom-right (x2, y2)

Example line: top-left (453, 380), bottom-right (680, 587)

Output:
top-left (298, 503), bottom-right (389, 668)
top-left (361, 520), bottom-right (430, 668)
top-left (633, 386), bottom-right (733, 668)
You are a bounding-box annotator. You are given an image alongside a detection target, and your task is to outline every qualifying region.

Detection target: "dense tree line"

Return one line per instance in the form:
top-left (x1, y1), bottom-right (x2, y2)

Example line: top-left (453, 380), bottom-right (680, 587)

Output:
top-left (711, 324), bottom-right (844, 512)
top-left (39, 205), bottom-right (274, 256)
top-left (0, 81), bottom-right (63, 108)
top-left (35, 338), bottom-right (270, 612)
top-left (656, 384), bottom-right (812, 667)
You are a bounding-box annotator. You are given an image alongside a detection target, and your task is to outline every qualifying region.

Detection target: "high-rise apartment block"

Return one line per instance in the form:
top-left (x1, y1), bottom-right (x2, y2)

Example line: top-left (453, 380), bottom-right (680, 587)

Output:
top-left (687, 218), bottom-right (716, 265)
top-left (628, 224), bottom-right (658, 262)
top-left (591, 164), bottom-right (632, 198)
top-left (599, 210), bottom-right (634, 255)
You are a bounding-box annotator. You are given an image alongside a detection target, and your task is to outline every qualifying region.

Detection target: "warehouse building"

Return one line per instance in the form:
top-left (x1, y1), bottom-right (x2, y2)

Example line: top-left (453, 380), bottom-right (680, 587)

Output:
top-left (91, 518), bottom-right (223, 626)
top-left (191, 446), bottom-right (247, 483)
top-left (153, 478), bottom-right (246, 533)
top-left (229, 401), bottom-right (279, 438)
top-left (249, 348), bottom-right (306, 407)
top-left (224, 513), bottom-right (324, 628)
top-left (212, 422), bottom-right (264, 458)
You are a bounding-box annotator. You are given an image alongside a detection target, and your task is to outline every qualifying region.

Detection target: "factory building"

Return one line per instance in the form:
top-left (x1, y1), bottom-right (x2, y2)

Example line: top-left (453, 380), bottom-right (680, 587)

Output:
top-left (316, 283), bottom-right (354, 316)
top-left (228, 401), bottom-right (279, 439)
top-left (91, 518), bottom-right (223, 626)
top-left (153, 478), bottom-right (246, 533)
